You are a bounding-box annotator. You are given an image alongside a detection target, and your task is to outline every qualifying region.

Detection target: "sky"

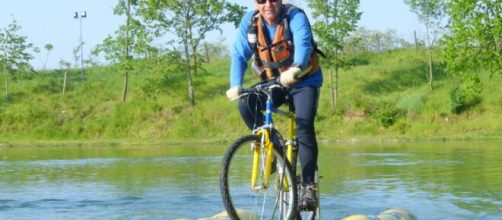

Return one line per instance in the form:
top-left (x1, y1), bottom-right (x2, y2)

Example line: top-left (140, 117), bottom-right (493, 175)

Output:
top-left (0, 0), bottom-right (421, 70)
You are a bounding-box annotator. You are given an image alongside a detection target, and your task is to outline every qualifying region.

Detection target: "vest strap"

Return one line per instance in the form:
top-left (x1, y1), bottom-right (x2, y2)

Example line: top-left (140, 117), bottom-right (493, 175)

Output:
top-left (262, 56), bottom-right (293, 69)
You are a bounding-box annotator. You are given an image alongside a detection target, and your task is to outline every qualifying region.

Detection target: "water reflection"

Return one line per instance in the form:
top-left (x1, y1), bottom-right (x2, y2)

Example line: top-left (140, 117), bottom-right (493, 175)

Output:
top-left (0, 141), bottom-right (501, 219)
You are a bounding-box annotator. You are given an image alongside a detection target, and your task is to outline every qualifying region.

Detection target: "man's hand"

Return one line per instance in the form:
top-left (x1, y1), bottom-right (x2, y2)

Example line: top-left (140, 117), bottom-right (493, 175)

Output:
top-left (226, 87), bottom-right (240, 101)
top-left (279, 66), bottom-right (302, 88)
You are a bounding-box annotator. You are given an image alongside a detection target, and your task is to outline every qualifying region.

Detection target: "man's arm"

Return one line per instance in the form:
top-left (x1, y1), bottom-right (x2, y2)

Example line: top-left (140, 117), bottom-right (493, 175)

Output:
top-left (230, 11), bottom-right (255, 88)
top-left (288, 8), bottom-right (314, 70)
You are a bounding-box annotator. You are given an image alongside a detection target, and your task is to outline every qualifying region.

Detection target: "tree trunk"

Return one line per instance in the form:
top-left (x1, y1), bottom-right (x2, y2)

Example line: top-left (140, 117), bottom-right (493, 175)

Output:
top-left (44, 51), bottom-right (51, 70)
top-left (414, 30), bottom-right (419, 49)
top-left (192, 44), bottom-right (198, 77)
top-left (426, 25), bottom-right (433, 90)
top-left (428, 47), bottom-right (433, 90)
top-left (122, 0), bottom-right (131, 103)
top-left (329, 2), bottom-right (338, 113)
top-left (376, 33), bottom-right (382, 53)
top-left (122, 71), bottom-right (129, 103)
top-left (62, 71), bottom-right (67, 95)
top-left (3, 56), bottom-right (8, 98)
top-left (184, 40), bottom-right (195, 106)
top-left (185, 9), bottom-right (199, 78)
top-left (329, 65), bottom-right (335, 111)
top-left (334, 61), bottom-right (339, 112)
top-left (330, 58), bottom-right (339, 113)
top-left (204, 42), bottom-right (210, 62)
top-left (183, 2), bottom-right (195, 106)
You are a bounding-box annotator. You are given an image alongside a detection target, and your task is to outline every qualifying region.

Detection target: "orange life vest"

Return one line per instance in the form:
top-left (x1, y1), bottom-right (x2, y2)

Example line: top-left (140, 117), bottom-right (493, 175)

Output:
top-left (248, 4), bottom-right (322, 80)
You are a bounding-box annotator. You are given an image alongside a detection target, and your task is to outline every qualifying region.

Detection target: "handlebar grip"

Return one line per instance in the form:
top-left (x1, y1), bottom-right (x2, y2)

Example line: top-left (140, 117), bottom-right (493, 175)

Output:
top-left (239, 88), bottom-right (250, 94)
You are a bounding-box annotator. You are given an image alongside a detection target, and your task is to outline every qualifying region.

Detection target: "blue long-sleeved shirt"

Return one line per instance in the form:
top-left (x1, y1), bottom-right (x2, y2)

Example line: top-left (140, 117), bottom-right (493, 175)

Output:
top-left (229, 5), bottom-right (323, 89)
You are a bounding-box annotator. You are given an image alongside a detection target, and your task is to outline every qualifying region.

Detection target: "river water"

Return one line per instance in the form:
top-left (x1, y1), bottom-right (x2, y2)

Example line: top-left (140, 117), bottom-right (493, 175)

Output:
top-left (0, 140), bottom-right (501, 219)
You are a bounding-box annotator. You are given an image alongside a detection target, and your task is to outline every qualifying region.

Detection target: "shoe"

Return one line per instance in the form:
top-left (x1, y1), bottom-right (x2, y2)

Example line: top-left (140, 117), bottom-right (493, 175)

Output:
top-left (299, 183), bottom-right (318, 210)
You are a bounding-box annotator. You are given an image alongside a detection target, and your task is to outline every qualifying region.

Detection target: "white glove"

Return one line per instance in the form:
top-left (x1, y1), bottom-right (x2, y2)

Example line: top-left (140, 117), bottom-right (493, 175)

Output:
top-left (226, 87), bottom-right (240, 101)
top-left (279, 66), bottom-right (302, 88)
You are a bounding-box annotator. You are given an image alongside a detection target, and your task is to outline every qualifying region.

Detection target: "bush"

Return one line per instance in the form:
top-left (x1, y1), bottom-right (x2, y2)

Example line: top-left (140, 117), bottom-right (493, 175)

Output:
top-left (449, 85), bottom-right (465, 114)
top-left (373, 102), bottom-right (402, 127)
top-left (396, 90), bottom-right (426, 116)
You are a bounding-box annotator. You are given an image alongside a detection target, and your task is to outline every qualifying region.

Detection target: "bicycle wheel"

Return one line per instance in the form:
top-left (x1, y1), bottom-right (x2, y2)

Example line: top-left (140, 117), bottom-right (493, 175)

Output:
top-left (220, 134), bottom-right (297, 220)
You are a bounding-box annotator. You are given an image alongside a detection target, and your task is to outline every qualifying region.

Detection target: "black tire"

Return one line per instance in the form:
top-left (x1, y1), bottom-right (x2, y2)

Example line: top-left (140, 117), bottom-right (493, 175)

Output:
top-left (220, 135), bottom-right (297, 219)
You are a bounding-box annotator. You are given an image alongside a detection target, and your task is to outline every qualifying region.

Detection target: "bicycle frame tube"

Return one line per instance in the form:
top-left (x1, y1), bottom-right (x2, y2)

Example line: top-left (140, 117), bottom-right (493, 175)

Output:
top-left (251, 140), bottom-right (261, 190)
top-left (286, 115), bottom-right (296, 163)
top-left (265, 98), bottom-right (273, 126)
top-left (251, 97), bottom-right (275, 191)
top-left (273, 107), bottom-right (297, 165)
top-left (252, 129), bottom-right (273, 191)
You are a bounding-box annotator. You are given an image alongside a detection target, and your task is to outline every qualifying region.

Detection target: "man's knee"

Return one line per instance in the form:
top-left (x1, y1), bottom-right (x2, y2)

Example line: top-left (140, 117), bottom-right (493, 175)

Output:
top-left (296, 121), bottom-right (316, 140)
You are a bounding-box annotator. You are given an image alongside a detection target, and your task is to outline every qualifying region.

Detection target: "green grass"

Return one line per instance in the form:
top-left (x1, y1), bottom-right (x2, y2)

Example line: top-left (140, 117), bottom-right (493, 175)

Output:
top-left (0, 48), bottom-right (500, 144)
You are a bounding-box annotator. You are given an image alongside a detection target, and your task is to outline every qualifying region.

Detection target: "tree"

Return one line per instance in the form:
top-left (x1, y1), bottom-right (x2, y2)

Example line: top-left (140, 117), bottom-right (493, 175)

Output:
top-left (307, 0), bottom-right (361, 111)
top-left (0, 20), bottom-right (36, 97)
top-left (34, 43), bottom-right (54, 70)
top-left (43, 43), bottom-right (54, 70)
top-left (94, 0), bottom-right (158, 63)
top-left (137, 0), bottom-right (245, 106)
top-left (404, 0), bottom-right (446, 89)
top-left (443, 0), bottom-right (501, 96)
top-left (93, 0), bottom-right (158, 102)
top-left (345, 27), bottom-right (412, 53)
top-left (58, 59), bottom-right (72, 95)
top-left (203, 38), bottom-right (230, 62)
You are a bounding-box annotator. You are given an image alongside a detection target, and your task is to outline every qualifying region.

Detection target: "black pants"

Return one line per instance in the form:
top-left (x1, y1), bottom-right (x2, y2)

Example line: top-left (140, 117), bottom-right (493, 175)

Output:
top-left (238, 86), bottom-right (319, 184)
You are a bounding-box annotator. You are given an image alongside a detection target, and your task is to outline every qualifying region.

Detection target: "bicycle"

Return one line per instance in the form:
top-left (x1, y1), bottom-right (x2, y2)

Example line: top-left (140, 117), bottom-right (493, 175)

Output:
top-left (220, 79), bottom-right (321, 220)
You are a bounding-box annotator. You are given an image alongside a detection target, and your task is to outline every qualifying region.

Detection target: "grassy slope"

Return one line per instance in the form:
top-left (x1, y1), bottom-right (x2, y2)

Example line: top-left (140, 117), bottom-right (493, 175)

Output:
top-left (0, 49), bottom-right (500, 144)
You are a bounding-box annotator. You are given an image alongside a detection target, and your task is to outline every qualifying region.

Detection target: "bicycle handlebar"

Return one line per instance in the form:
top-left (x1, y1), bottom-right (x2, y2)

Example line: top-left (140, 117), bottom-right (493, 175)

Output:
top-left (239, 78), bottom-right (283, 95)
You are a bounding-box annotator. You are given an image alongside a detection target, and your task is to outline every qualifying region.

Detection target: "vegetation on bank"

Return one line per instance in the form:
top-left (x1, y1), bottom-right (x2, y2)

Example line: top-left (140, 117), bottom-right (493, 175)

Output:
top-left (1, 1), bottom-right (500, 144)
top-left (0, 48), bottom-right (500, 143)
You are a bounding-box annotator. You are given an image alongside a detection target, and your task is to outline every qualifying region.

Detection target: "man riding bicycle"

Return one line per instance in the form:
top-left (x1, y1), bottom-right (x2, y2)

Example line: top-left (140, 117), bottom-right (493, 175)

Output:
top-left (226, 0), bottom-right (323, 210)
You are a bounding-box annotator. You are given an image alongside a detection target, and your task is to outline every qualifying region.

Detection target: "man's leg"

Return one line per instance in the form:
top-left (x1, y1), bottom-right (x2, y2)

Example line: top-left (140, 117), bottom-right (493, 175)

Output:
top-left (290, 86), bottom-right (320, 210)
top-left (238, 93), bottom-right (265, 130)
top-left (291, 86), bottom-right (319, 183)
top-left (238, 88), bottom-right (287, 130)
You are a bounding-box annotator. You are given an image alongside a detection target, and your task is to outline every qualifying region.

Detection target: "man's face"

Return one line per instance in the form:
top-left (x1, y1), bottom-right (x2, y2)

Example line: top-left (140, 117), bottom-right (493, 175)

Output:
top-left (254, 0), bottom-right (282, 24)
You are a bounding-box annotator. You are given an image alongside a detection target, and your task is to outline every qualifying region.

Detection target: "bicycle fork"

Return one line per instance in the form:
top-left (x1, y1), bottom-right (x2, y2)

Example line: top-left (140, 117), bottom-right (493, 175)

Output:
top-left (285, 115), bottom-right (297, 170)
top-left (251, 98), bottom-right (279, 191)
top-left (251, 128), bottom-right (274, 191)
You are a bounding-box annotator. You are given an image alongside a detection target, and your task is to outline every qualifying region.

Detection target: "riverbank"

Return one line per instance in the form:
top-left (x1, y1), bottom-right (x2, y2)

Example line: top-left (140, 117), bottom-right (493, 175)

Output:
top-left (0, 49), bottom-right (500, 142)
top-left (2, 135), bottom-right (501, 148)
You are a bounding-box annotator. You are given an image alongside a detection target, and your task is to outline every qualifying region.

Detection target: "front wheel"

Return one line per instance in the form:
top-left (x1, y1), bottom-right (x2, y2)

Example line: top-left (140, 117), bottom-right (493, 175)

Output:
top-left (220, 135), bottom-right (297, 219)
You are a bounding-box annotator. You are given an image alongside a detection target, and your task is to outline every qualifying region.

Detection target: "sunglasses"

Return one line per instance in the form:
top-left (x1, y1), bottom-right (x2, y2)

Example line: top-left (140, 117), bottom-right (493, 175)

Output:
top-left (256, 0), bottom-right (279, 4)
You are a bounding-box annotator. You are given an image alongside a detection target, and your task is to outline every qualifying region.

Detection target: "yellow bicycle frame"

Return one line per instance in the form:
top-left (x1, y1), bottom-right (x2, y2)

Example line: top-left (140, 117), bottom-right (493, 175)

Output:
top-left (251, 129), bottom-right (274, 190)
top-left (250, 111), bottom-right (296, 192)
top-left (286, 113), bottom-right (296, 163)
